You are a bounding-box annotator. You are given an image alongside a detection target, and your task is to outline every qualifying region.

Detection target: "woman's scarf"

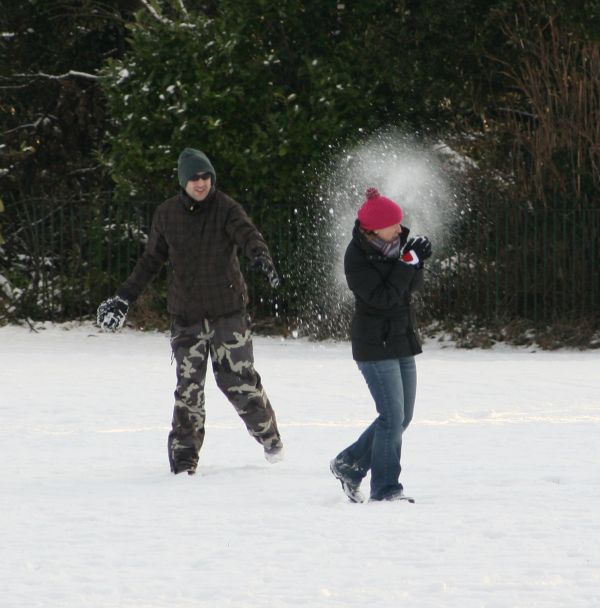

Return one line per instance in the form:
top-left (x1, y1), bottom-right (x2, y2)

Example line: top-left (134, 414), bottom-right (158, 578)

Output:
top-left (364, 231), bottom-right (402, 259)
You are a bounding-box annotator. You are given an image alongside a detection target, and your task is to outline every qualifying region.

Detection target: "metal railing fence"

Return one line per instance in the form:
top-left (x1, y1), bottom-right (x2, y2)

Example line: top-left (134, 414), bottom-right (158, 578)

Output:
top-left (426, 204), bottom-right (600, 326)
top-left (2, 195), bottom-right (599, 329)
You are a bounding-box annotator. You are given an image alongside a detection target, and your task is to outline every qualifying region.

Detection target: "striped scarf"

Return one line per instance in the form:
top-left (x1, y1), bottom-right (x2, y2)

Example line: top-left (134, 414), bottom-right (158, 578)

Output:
top-left (365, 231), bottom-right (402, 259)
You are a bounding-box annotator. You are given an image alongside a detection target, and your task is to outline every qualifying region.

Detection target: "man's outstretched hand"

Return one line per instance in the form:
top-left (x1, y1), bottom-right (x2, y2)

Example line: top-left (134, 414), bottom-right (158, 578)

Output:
top-left (97, 295), bottom-right (129, 331)
top-left (252, 253), bottom-right (280, 288)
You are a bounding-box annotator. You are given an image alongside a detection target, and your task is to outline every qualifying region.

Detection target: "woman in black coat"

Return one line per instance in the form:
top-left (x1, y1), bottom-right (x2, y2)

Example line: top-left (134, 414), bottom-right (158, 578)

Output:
top-left (330, 188), bottom-right (431, 502)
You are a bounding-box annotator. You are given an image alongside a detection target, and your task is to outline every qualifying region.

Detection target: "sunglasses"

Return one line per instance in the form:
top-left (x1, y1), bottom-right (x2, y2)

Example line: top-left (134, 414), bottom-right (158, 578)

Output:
top-left (189, 172), bottom-right (211, 182)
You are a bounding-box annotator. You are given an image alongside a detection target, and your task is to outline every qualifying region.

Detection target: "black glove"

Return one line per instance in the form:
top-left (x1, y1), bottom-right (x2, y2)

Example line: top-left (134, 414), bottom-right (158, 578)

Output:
top-left (252, 253), bottom-right (280, 288)
top-left (97, 295), bottom-right (129, 331)
top-left (402, 236), bottom-right (432, 266)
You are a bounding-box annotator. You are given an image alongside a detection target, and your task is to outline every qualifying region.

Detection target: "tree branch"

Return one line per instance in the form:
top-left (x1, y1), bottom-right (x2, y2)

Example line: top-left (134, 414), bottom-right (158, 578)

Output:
top-left (11, 70), bottom-right (100, 81)
top-left (140, 0), bottom-right (173, 25)
top-left (176, 0), bottom-right (189, 18)
top-left (2, 114), bottom-right (59, 136)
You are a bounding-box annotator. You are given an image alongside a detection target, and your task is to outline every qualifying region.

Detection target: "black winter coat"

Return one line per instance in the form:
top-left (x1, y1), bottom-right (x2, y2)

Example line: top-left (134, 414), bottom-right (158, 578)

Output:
top-left (117, 189), bottom-right (271, 325)
top-left (344, 221), bottom-right (424, 361)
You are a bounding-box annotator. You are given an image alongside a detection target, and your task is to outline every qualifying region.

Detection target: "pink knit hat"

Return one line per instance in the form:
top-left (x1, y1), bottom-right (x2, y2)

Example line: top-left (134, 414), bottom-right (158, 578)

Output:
top-left (357, 188), bottom-right (403, 231)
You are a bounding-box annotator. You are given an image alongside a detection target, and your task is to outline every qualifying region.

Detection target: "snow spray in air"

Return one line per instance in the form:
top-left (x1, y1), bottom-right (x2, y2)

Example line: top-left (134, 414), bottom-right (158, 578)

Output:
top-left (295, 130), bottom-right (456, 338)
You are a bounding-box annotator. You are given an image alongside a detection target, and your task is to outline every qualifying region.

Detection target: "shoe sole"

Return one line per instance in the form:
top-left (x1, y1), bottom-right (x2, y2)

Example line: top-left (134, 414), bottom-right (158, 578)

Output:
top-left (370, 496), bottom-right (415, 503)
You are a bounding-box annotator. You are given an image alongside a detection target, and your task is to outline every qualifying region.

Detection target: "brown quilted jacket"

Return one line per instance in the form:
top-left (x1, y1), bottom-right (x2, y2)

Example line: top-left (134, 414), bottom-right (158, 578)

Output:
top-left (117, 189), bottom-right (272, 324)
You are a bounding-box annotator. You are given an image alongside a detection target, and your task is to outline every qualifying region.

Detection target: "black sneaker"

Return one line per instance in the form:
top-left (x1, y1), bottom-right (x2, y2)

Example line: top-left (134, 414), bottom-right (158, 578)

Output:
top-left (172, 461), bottom-right (197, 475)
top-left (330, 459), bottom-right (365, 503)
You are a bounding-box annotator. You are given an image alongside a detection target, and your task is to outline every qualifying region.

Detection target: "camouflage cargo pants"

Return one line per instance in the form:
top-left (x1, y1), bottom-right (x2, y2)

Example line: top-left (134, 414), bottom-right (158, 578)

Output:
top-left (167, 315), bottom-right (282, 473)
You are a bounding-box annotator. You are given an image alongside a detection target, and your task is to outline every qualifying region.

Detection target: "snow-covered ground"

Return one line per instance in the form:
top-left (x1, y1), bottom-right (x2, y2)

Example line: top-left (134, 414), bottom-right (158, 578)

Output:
top-left (1, 323), bottom-right (599, 608)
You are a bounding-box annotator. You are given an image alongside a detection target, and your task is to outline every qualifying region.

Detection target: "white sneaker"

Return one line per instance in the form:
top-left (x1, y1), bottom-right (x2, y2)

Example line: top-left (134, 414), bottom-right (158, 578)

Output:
top-left (264, 444), bottom-right (284, 463)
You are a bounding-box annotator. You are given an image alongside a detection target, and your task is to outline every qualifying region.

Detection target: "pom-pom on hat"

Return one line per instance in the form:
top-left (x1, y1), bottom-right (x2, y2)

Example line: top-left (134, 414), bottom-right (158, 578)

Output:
top-left (357, 188), bottom-right (403, 231)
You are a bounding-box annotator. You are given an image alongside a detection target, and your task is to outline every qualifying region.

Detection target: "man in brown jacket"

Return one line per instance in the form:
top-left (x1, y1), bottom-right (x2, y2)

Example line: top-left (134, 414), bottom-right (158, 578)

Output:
top-left (97, 148), bottom-right (284, 475)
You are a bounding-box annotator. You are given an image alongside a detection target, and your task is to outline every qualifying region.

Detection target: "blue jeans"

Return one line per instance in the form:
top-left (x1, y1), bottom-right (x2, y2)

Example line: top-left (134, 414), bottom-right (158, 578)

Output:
top-left (335, 357), bottom-right (417, 500)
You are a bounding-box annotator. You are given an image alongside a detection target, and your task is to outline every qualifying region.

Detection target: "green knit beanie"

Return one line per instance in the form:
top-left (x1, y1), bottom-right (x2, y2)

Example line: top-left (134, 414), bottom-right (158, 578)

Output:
top-left (177, 148), bottom-right (217, 188)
